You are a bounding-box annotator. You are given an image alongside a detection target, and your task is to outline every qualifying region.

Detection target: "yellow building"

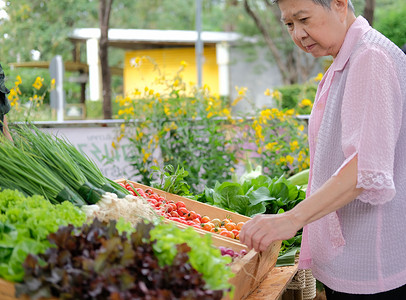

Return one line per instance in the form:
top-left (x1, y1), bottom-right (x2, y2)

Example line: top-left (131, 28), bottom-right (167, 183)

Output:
top-left (69, 28), bottom-right (241, 100)
top-left (124, 46), bottom-right (218, 97)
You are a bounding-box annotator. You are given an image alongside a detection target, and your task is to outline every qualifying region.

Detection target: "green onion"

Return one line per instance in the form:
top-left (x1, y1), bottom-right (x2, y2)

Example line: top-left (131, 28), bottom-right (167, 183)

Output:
top-left (12, 124), bottom-right (105, 204)
top-left (0, 135), bottom-right (85, 206)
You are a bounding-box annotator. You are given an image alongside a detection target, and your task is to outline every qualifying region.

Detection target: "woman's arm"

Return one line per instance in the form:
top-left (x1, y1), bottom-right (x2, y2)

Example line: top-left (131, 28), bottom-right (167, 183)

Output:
top-left (239, 155), bottom-right (363, 252)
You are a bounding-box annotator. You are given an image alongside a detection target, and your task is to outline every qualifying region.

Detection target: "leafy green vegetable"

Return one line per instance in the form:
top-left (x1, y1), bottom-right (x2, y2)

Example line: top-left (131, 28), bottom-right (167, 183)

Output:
top-left (17, 219), bottom-right (227, 300)
top-left (0, 189), bottom-right (86, 282)
top-left (150, 164), bottom-right (192, 196)
top-left (195, 174), bottom-right (305, 217)
top-left (195, 174), bottom-right (305, 265)
top-left (150, 222), bottom-right (234, 292)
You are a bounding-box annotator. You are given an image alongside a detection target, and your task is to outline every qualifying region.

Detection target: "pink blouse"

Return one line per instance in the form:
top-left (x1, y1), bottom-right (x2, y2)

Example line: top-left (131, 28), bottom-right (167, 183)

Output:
top-left (299, 16), bottom-right (406, 294)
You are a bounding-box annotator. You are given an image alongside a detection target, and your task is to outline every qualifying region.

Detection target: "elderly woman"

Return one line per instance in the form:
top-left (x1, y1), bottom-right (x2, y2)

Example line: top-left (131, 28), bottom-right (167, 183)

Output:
top-left (239, 0), bottom-right (406, 298)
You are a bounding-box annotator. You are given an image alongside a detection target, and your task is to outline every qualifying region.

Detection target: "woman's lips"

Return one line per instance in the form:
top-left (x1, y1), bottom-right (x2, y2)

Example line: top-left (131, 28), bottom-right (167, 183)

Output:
top-left (305, 44), bottom-right (316, 51)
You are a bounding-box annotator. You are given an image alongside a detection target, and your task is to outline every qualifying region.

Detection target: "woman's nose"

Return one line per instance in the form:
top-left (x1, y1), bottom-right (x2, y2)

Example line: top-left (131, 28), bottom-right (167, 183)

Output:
top-left (294, 26), bottom-right (308, 40)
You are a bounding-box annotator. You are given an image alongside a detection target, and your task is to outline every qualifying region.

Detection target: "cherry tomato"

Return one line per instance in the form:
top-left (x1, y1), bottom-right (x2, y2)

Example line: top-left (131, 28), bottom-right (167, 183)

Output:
top-left (149, 193), bottom-right (159, 200)
top-left (148, 199), bottom-right (158, 206)
top-left (170, 211), bottom-right (179, 217)
top-left (201, 216), bottom-right (211, 223)
top-left (232, 229), bottom-right (240, 237)
top-left (220, 230), bottom-right (235, 239)
top-left (176, 201), bottom-right (186, 209)
top-left (225, 222), bottom-right (236, 231)
top-left (186, 211), bottom-right (197, 220)
top-left (211, 218), bottom-right (221, 227)
top-left (202, 223), bottom-right (213, 231)
top-left (178, 207), bottom-right (189, 217)
top-left (168, 203), bottom-right (177, 212)
top-left (236, 222), bottom-right (245, 231)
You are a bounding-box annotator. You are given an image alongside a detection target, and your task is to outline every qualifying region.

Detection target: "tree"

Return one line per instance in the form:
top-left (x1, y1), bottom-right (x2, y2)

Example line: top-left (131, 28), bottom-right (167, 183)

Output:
top-left (99, 0), bottom-right (113, 119)
top-left (363, 0), bottom-right (375, 25)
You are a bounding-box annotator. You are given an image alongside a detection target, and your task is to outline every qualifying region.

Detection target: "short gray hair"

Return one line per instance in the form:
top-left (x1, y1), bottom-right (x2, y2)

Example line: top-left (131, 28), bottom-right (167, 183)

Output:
top-left (271, 0), bottom-right (355, 12)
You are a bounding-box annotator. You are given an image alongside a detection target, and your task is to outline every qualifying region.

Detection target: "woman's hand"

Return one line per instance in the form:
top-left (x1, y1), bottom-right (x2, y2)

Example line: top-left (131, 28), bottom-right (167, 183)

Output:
top-left (239, 212), bottom-right (301, 252)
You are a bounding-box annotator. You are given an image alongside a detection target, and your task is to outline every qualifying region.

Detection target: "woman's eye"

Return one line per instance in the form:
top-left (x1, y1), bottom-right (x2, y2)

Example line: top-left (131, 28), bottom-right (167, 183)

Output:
top-left (285, 22), bottom-right (293, 29)
top-left (300, 18), bottom-right (308, 23)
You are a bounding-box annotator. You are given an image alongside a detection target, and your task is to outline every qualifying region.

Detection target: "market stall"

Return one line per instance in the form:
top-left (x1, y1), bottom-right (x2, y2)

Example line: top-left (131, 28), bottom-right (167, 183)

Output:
top-left (0, 125), bottom-right (314, 299)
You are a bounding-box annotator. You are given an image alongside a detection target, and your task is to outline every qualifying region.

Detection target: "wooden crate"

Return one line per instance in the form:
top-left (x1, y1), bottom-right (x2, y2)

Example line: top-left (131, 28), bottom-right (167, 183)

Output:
top-left (0, 278), bottom-right (57, 300)
top-left (118, 180), bottom-right (282, 300)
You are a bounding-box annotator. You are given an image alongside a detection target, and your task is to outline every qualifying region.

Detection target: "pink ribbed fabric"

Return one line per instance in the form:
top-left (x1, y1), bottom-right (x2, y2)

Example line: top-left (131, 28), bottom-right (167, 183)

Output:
top-left (298, 16), bottom-right (406, 294)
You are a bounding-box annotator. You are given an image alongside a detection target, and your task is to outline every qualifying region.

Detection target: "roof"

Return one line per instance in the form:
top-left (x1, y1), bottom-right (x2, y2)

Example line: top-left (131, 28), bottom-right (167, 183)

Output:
top-left (69, 28), bottom-right (243, 49)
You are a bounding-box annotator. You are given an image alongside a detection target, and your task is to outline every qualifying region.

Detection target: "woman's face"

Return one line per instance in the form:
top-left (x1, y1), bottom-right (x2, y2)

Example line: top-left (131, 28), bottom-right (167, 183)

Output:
top-left (278, 0), bottom-right (349, 58)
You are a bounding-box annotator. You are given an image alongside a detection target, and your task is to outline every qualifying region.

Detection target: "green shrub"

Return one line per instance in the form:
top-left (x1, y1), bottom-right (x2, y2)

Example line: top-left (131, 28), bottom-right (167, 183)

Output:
top-left (375, 3), bottom-right (406, 48)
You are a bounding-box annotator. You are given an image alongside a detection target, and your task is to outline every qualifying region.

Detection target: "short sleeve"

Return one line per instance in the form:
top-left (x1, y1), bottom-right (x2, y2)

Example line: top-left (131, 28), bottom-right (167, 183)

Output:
top-left (337, 46), bottom-right (402, 205)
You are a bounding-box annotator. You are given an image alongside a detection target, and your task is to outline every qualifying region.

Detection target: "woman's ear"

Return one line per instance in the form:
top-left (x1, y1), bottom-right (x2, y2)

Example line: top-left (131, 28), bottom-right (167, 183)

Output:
top-left (332, 0), bottom-right (348, 21)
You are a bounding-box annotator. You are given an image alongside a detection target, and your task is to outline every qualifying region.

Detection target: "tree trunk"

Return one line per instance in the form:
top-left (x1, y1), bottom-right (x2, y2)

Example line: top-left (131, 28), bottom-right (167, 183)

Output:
top-left (99, 0), bottom-right (113, 119)
top-left (363, 0), bottom-right (375, 26)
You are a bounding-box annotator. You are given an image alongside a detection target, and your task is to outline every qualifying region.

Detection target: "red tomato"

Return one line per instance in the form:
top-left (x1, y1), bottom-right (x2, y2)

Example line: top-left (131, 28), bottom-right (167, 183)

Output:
top-left (149, 193), bottom-right (159, 200)
top-left (168, 203), bottom-right (177, 212)
top-left (178, 207), bottom-right (189, 217)
top-left (170, 211), bottom-right (179, 217)
top-left (148, 199), bottom-right (157, 206)
top-left (186, 211), bottom-right (197, 221)
top-left (164, 204), bottom-right (173, 213)
top-left (135, 188), bottom-right (147, 198)
top-left (231, 229), bottom-right (240, 237)
top-left (176, 201), bottom-right (186, 209)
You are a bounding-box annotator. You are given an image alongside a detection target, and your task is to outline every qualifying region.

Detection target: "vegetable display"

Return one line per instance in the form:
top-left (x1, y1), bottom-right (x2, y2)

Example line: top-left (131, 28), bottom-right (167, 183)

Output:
top-left (0, 189), bottom-right (86, 282)
top-left (16, 219), bottom-right (233, 300)
top-left (120, 182), bottom-right (246, 240)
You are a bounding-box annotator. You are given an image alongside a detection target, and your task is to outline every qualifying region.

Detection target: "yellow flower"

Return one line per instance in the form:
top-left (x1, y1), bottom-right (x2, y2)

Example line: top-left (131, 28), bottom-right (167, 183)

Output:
top-left (50, 78), bottom-right (56, 89)
top-left (207, 112), bottom-right (214, 119)
top-left (120, 123), bottom-right (125, 131)
top-left (15, 75), bottom-right (22, 86)
top-left (300, 99), bottom-right (313, 107)
top-left (164, 105), bottom-right (170, 116)
top-left (290, 140), bottom-right (299, 151)
top-left (265, 142), bottom-right (278, 151)
top-left (285, 109), bottom-right (295, 116)
top-left (271, 90), bottom-right (282, 101)
top-left (117, 134), bottom-right (124, 142)
top-left (314, 73), bottom-right (323, 82)
top-left (279, 157), bottom-right (286, 163)
top-left (298, 124), bottom-right (305, 131)
top-left (286, 155), bottom-right (294, 165)
top-left (32, 77), bottom-right (44, 90)
top-left (180, 60), bottom-right (187, 67)
top-left (112, 141), bottom-right (116, 149)
top-left (264, 88), bottom-right (271, 96)
top-left (142, 152), bottom-right (151, 163)
top-left (257, 147), bottom-right (263, 154)
top-left (174, 79), bottom-right (179, 87)
top-left (232, 96), bottom-right (243, 106)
